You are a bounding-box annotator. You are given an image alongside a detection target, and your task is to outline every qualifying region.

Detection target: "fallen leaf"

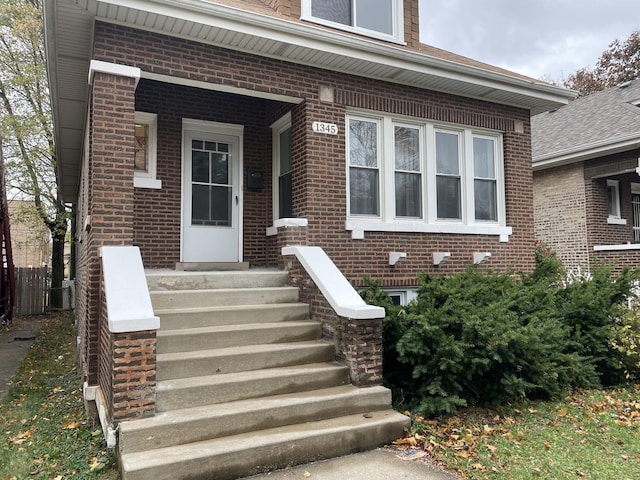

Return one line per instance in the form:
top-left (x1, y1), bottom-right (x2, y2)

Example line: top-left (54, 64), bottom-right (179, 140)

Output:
top-left (486, 444), bottom-right (497, 453)
top-left (544, 441), bottom-right (551, 450)
top-left (557, 408), bottom-right (568, 417)
top-left (62, 420), bottom-right (81, 429)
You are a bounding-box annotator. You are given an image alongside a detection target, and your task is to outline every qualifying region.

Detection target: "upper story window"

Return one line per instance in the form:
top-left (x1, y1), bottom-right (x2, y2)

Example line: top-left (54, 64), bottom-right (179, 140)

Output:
top-left (301, 0), bottom-right (404, 44)
top-left (346, 112), bottom-right (509, 238)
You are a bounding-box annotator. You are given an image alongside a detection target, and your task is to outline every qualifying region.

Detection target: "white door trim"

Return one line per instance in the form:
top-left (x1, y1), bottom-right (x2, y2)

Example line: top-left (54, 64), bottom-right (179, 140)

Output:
top-left (180, 118), bottom-right (244, 262)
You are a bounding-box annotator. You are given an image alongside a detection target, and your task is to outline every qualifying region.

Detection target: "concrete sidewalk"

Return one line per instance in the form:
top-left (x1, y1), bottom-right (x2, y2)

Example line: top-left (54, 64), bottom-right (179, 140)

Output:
top-left (243, 448), bottom-right (461, 480)
top-left (0, 317), bottom-right (43, 401)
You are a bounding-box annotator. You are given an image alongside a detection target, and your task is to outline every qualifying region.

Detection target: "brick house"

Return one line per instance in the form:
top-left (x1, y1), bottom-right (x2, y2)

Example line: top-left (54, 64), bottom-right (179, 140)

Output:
top-left (44, 0), bottom-right (574, 477)
top-left (532, 79), bottom-right (640, 274)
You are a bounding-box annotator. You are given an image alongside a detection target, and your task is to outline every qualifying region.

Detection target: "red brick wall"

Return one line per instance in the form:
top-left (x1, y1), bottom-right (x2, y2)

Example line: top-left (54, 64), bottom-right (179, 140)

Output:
top-left (93, 22), bottom-right (535, 284)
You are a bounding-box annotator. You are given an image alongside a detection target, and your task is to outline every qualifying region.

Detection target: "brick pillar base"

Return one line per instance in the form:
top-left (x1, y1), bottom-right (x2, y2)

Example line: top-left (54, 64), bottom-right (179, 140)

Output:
top-left (111, 331), bottom-right (157, 423)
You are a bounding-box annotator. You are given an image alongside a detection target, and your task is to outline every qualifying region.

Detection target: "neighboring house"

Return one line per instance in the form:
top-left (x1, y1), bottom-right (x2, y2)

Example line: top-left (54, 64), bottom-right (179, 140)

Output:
top-left (44, 0), bottom-right (573, 478)
top-left (532, 79), bottom-right (640, 274)
top-left (8, 200), bottom-right (50, 268)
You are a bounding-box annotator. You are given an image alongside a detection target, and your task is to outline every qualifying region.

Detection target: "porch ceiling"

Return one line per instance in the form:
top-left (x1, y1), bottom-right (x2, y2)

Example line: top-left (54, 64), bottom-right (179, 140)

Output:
top-left (44, 0), bottom-right (575, 202)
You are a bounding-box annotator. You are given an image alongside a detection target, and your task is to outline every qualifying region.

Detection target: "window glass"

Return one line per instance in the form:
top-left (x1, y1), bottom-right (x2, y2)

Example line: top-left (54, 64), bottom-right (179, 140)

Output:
top-left (473, 137), bottom-right (497, 221)
top-left (134, 122), bottom-right (149, 172)
top-left (349, 119), bottom-right (378, 167)
top-left (349, 118), bottom-right (380, 215)
top-left (305, 0), bottom-right (400, 41)
top-left (356, 0), bottom-right (392, 35)
top-left (312, 0), bottom-right (351, 25)
top-left (279, 127), bottom-right (293, 218)
top-left (436, 131), bottom-right (461, 220)
top-left (394, 126), bottom-right (421, 218)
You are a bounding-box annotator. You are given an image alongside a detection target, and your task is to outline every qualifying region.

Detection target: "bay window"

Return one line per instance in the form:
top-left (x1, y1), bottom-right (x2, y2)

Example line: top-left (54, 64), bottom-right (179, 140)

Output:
top-left (346, 112), bottom-right (508, 237)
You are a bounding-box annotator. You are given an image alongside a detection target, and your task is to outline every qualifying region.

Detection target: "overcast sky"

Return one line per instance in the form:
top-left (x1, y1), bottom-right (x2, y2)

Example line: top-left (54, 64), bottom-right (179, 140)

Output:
top-left (419, 0), bottom-right (640, 82)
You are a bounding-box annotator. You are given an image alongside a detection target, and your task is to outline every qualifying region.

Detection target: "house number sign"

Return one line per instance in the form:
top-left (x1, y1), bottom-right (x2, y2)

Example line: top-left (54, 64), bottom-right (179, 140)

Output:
top-left (312, 122), bottom-right (338, 135)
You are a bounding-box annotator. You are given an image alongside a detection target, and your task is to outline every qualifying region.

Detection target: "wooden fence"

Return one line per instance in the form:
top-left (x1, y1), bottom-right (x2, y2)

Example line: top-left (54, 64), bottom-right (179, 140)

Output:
top-left (14, 267), bottom-right (48, 316)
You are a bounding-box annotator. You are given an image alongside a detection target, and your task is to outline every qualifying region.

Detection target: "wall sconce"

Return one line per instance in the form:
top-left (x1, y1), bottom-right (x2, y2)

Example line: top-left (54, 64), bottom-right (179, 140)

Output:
top-left (473, 252), bottom-right (491, 265)
top-left (388, 252), bottom-right (406, 266)
top-left (432, 252), bottom-right (451, 266)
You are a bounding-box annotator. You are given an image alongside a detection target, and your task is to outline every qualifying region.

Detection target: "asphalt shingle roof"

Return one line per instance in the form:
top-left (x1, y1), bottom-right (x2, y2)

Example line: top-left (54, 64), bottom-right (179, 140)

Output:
top-left (531, 78), bottom-right (640, 162)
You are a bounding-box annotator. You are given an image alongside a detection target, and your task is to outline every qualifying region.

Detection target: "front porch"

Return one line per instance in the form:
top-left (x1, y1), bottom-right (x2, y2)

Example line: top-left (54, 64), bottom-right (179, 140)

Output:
top-left (95, 247), bottom-right (407, 479)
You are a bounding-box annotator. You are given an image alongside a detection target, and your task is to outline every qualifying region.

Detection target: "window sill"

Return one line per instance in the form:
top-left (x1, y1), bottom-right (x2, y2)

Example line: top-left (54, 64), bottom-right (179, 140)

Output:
top-left (346, 219), bottom-right (512, 241)
top-left (607, 216), bottom-right (627, 225)
top-left (266, 217), bottom-right (309, 236)
top-left (300, 15), bottom-right (405, 45)
top-left (134, 177), bottom-right (162, 189)
top-left (593, 243), bottom-right (640, 251)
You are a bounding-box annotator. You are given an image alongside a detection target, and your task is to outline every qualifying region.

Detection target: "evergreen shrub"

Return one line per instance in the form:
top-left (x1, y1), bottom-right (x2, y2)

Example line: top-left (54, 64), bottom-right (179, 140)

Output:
top-left (362, 248), bottom-right (639, 415)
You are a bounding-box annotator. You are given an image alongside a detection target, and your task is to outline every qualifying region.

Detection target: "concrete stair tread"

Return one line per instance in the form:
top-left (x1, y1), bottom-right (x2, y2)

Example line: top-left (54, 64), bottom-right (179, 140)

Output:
top-left (153, 302), bottom-right (307, 316)
top-left (119, 385), bottom-right (394, 453)
top-left (157, 320), bottom-right (319, 338)
top-left (120, 409), bottom-right (409, 478)
top-left (157, 362), bottom-right (347, 391)
top-left (157, 340), bottom-right (332, 362)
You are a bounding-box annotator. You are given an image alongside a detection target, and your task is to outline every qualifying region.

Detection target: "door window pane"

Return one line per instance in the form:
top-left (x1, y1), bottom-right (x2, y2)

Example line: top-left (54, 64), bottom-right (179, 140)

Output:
top-left (192, 151), bottom-right (210, 183)
top-left (192, 185), bottom-right (231, 227)
top-left (279, 172), bottom-right (293, 218)
top-left (211, 153), bottom-right (229, 185)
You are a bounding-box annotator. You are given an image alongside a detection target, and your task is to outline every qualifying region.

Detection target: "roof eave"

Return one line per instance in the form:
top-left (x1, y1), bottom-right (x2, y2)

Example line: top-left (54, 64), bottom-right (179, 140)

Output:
top-left (533, 134), bottom-right (640, 171)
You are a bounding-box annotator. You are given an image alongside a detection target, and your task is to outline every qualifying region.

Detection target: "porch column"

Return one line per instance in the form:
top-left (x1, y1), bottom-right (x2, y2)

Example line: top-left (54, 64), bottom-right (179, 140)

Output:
top-left (84, 61), bottom-right (156, 422)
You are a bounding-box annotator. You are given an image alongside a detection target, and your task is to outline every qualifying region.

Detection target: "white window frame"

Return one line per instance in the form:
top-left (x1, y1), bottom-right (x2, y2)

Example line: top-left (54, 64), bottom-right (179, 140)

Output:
top-left (133, 111), bottom-right (161, 189)
top-left (271, 113), bottom-right (292, 222)
top-left (385, 288), bottom-right (418, 306)
top-left (346, 111), bottom-right (510, 239)
top-left (300, 0), bottom-right (405, 44)
top-left (607, 179), bottom-right (626, 224)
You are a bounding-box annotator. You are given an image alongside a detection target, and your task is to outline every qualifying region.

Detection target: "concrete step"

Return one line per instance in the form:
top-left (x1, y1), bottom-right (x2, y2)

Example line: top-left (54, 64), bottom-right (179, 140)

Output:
top-left (120, 409), bottom-right (409, 480)
top-left (155, 303), bottom-right (310, 330)
top-left (156, 363), bottom-right (350, 412)
top-left (119, 385), bottom-right (394, 454)
top-left (150, 286), bottom-right (299, 310)
top-left (147, 269), bottom-right (288, 291)
top-left (157, 341), bottom-right (335, 380)
top-left (156, 321), bottom-right (321, 354)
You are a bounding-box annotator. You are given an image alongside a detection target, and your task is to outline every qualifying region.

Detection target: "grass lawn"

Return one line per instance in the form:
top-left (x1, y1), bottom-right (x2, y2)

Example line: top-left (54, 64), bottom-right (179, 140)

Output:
top-left (0, 312), bottom-right (118, 479)
top-left (397, 386), bottom-right (640, 479)
top-left (2, 312), bottom-right (639, 480)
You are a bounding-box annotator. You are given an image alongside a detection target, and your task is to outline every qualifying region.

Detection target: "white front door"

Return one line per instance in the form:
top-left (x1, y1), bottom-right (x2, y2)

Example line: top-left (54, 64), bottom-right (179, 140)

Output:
top-left (181, 122), bottom-right (242, 262)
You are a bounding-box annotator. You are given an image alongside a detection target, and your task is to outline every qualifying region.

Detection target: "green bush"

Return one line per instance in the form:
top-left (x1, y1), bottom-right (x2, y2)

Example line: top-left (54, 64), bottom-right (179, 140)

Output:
top-left (362, 248), bottom-right (639, 416)
top-left (611, 302), bottom-right (640, 380)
